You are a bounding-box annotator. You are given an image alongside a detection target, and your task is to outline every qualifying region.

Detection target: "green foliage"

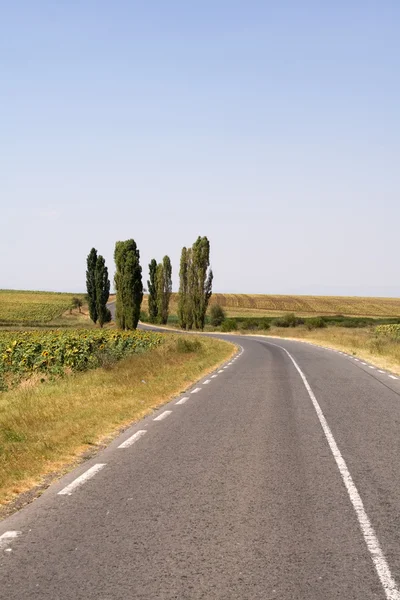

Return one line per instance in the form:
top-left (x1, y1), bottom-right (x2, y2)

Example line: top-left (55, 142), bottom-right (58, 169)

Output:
top-left (86, 248), bottom-right (98, 324)
top-left (71, 297), bottom-right (83, 312)
top-left (178, 247), bottom-right (189, 329)
top-left (210, 304), bottom-right (226, 326)
top-left (147, 259), bottom-right (158, 323)
top-left (220, 319), bottom-right (238, 332)
top-left (0, 330), bottom-right (163, 390)
top-left (305, 316), bottom-right (327, 330)
top-left (114, 239), bottom-right (143, 330)
top-left (176, 338), bottom-right (202, 353)
top-left (95, 255), bottom-right (111, 328)
top-left (375, 324), bottom-right (400, 340)
top-left (156, 256), bottom-right (172, 325)
top-left (272, 313), bottom-right (303, 328)
top-left (178, 237), bottom-right (213, 331)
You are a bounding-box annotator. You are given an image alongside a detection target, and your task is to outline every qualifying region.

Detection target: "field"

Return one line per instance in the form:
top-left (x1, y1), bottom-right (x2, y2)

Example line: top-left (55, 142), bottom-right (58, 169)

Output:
top-left (0, 329), bottom-right (162, 390)
top-left (140, 293), bottom-right (400, 318)
top-left (0, 290), bottom-right (87, 326)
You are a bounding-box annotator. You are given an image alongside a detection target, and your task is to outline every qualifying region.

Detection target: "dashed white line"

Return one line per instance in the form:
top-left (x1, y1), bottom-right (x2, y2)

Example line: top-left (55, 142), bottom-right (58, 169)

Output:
top-left (211, 374), bottom-right (218, 379)
top-left (0, 531), bottom-right (21, 550)
top-left (272, 342), bottom-right (400, 600)
top-left (378, 370), bottom-right (385, 374)
top-left (369, 366), bottom-right (376, 370)
top-left (354, 358), bottom-right (360, 362)
top-left (223, 366), bottom-right (229, 370)
top-left (176, 397), bottom-right (189, 405)
top-left (58, 464), bottom-right (106, 496)
top-left (153, 410), bottom-right (172, 421)
top-left (118, 430), bottom-right (147, 449)
top-left (389, 375), bottom-right (398, 380)
top-left (361, 362), bottom-right (367, 366)
top-left (218, 370), bottom-right (224, 373)
top-left (191, 388), bottom-right (201, 394)
top-left (203, 380), bottom-right (211, 385)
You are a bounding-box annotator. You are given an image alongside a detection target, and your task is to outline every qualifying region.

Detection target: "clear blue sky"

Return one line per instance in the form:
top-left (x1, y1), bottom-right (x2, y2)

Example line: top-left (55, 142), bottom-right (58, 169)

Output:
top-left (2, 1), bottom-right (399, 296)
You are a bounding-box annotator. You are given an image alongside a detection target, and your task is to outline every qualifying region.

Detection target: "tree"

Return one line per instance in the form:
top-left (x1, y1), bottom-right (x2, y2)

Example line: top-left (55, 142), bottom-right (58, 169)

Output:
top-left (147, 258), bottom-right (158, 323)
top-left (192, 236), bottom-right (213, 330)
top-left (210, 304), bottom-right (225, 326)
top-left (86, 248), bottom-right (98, 323)
top-left (178, 247), bottom-right (188, 329)
top-left (71, 297), bottom-right (83, 313)
top-left (155, 256), bottom-right (172, 325)
top-left (114, 239), bottom-right (143, 330)
top-left (95, 255), bottom-right (111, 328)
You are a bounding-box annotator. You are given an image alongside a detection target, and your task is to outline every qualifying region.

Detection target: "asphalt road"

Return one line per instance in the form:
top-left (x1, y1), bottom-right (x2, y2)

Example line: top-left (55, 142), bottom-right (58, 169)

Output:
top-left (1, 334), bottom-right (400, 599)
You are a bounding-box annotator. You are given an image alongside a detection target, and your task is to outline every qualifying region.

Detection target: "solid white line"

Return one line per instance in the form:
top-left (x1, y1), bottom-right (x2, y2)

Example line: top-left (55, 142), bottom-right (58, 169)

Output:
top-left (191, 388), bottom-right (201, 394)
top-left (58, 464), bottom-right (106, 496)
top-left (176, 397), bottom-right (189, 405)
top-left (0, 531), bottom-right (21, 550)
top-left (118, 430), bottom-right (147, 449)
top-left (389, 375), bottom-right (398, 380)
top-left (153, 410), bottom-right (172, 421)
top-left (203, 380), bottom-right (211, 385)
top-left (211, 374), bottom-right (218, 379)
top-left (273, 343), bottom-right (400, 600)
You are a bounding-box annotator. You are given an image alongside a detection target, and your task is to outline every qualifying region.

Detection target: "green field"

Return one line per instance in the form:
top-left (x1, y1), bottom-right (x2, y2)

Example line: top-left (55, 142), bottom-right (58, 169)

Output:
top-left (0, 290), bottom-right (87, 326)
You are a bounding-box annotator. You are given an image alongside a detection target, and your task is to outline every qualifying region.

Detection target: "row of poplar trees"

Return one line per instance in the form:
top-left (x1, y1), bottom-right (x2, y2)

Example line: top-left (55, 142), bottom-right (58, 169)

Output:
top-left (86, 235), bottom-right (212, 330)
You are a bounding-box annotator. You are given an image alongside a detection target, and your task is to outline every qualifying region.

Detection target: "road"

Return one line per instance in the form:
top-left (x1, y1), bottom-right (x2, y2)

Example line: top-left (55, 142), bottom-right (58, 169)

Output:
top-left (1, 334), bottom-right (400, 599)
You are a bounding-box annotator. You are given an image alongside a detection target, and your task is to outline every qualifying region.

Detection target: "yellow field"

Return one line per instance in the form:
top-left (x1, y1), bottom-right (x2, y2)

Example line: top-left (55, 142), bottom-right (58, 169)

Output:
top-left (0, 290), bottom-right (86, 325)
top-left (140, 293), bottom-right (400, 318)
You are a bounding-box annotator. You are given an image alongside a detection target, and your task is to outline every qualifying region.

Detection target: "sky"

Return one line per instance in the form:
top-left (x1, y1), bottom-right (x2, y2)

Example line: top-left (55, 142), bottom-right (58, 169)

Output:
top-left (2, 1), bottom-right (400, 296)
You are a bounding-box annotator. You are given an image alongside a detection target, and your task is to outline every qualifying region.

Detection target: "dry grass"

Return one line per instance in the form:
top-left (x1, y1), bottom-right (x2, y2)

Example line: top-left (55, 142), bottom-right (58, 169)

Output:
top-left (0, 290), bottom-right (87, 326)
top-left (140, 293), bottom-right (400, 318)
top-left (0, 335), bottom-right (234, 507)
top-left (266, 327), bottom-right (400, 376)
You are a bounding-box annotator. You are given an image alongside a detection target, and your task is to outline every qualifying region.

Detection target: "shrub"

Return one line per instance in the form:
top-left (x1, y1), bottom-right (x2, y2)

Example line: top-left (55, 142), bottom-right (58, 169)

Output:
top-left (220, 319), bottom-right (238, 332)
top-left (272, 313), bottom-right (301, 328)
top-left (210, 304), bottom-right (226, 327)
top-left (176, 338), bottom-right (202, 353)
top-left (305, 317), bottom-right (327, 330)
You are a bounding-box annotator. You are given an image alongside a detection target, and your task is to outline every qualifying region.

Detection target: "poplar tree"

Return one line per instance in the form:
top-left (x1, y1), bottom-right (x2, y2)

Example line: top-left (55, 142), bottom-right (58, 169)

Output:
top-left (156, 255), bottom-right (172, 325)
top-left (191, 236), bottom-right (213, 330)
top-left (147, 258), bottom-right (158, 323)
top-left (114, 239), bottom-right (143, 330)
top-left (178, 247), bottom-right (188, 329)
top-left (86, 247), bottom-right (98, 323)
top-left (95, 255), bottom-right (111, 328)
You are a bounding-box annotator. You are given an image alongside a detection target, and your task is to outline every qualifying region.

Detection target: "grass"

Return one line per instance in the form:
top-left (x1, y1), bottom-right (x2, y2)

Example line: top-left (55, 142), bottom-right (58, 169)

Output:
top-left (0, 334), bottom-right (234, 508)
top-left (258, 326), bottom-right (400, 377)
top-left (140, 293), bottom-right (400, 319)
top-left (0, 290), bottom-right (87, 327)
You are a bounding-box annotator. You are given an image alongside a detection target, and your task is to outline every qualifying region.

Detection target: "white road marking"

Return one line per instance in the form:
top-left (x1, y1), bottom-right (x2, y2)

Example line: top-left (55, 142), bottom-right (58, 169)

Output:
top-left (369, 366), bottom-right (376, 370)
top-left (378, 370), bottom-right (385, 374)
top-left (211, 374), bottom-right (218, 379)
top-left (273, 343), bottom-right (400, 600)
top-left (118, 430), bottom-right (147, 449)
top-left (191, 388), bottom-right (201, 394)
top-left (218, 370), bottom-right (224, 373)
top-left (354, 358), bottom-right (360, 362)
top-left (153, 410), bottom-right (172, 421)
top-left (58, 464), bottom-right (106, 496)
top-left (223, 366), bottom-right (229, 369)
top-left (361, 362), bottom-right (367, 365)
top-left (203, 380), bottom-right (211, 385)
top-left (389, 375), bottom-right (398, 380)
top-left (176, 397), bottom-right (189, 405)
top-left (0, 531), bottom-right (21, 550)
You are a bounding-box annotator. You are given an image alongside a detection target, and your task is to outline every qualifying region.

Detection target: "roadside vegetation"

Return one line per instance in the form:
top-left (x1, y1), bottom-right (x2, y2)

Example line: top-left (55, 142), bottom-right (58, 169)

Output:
top-left (0, 335), bottom-right (233, 508)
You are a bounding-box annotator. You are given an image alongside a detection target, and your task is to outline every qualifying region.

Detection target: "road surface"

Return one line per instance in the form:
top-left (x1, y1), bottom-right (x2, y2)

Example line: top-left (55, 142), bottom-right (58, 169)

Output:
top-left (1, 335), bottom-right (400, 599)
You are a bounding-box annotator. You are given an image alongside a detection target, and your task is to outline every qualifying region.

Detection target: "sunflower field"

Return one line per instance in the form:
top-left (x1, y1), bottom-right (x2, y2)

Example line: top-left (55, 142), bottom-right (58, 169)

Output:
top-left (0, 329), bottom-right (163, 390)
top-left (375, 324), bottom-right (400, 340)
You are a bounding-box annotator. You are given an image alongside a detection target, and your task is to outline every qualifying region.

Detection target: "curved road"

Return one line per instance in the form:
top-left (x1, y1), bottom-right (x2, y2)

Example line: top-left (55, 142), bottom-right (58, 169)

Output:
top-left (1, 334), bottom-right (400, 599)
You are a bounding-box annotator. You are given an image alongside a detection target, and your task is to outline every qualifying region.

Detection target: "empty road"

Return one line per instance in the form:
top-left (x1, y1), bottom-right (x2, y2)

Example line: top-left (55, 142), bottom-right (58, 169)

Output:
top-left (1, 335), bottom-right (400, 599)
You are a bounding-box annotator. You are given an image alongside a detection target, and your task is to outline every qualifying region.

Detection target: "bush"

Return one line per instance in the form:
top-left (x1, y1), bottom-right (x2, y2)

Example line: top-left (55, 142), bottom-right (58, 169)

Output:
top-left (210, 304), bottom-right (226, 327)
top-left (305, 317), bottom-right (327, 330)
top-left (220, 319), bottom-right (238, 332)
top-left (239, 318), bottom-right (270, 331)
top-left (176, 338), bottom-right (202, 353)
top-left (272, 313), bottom-right (301, 328)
